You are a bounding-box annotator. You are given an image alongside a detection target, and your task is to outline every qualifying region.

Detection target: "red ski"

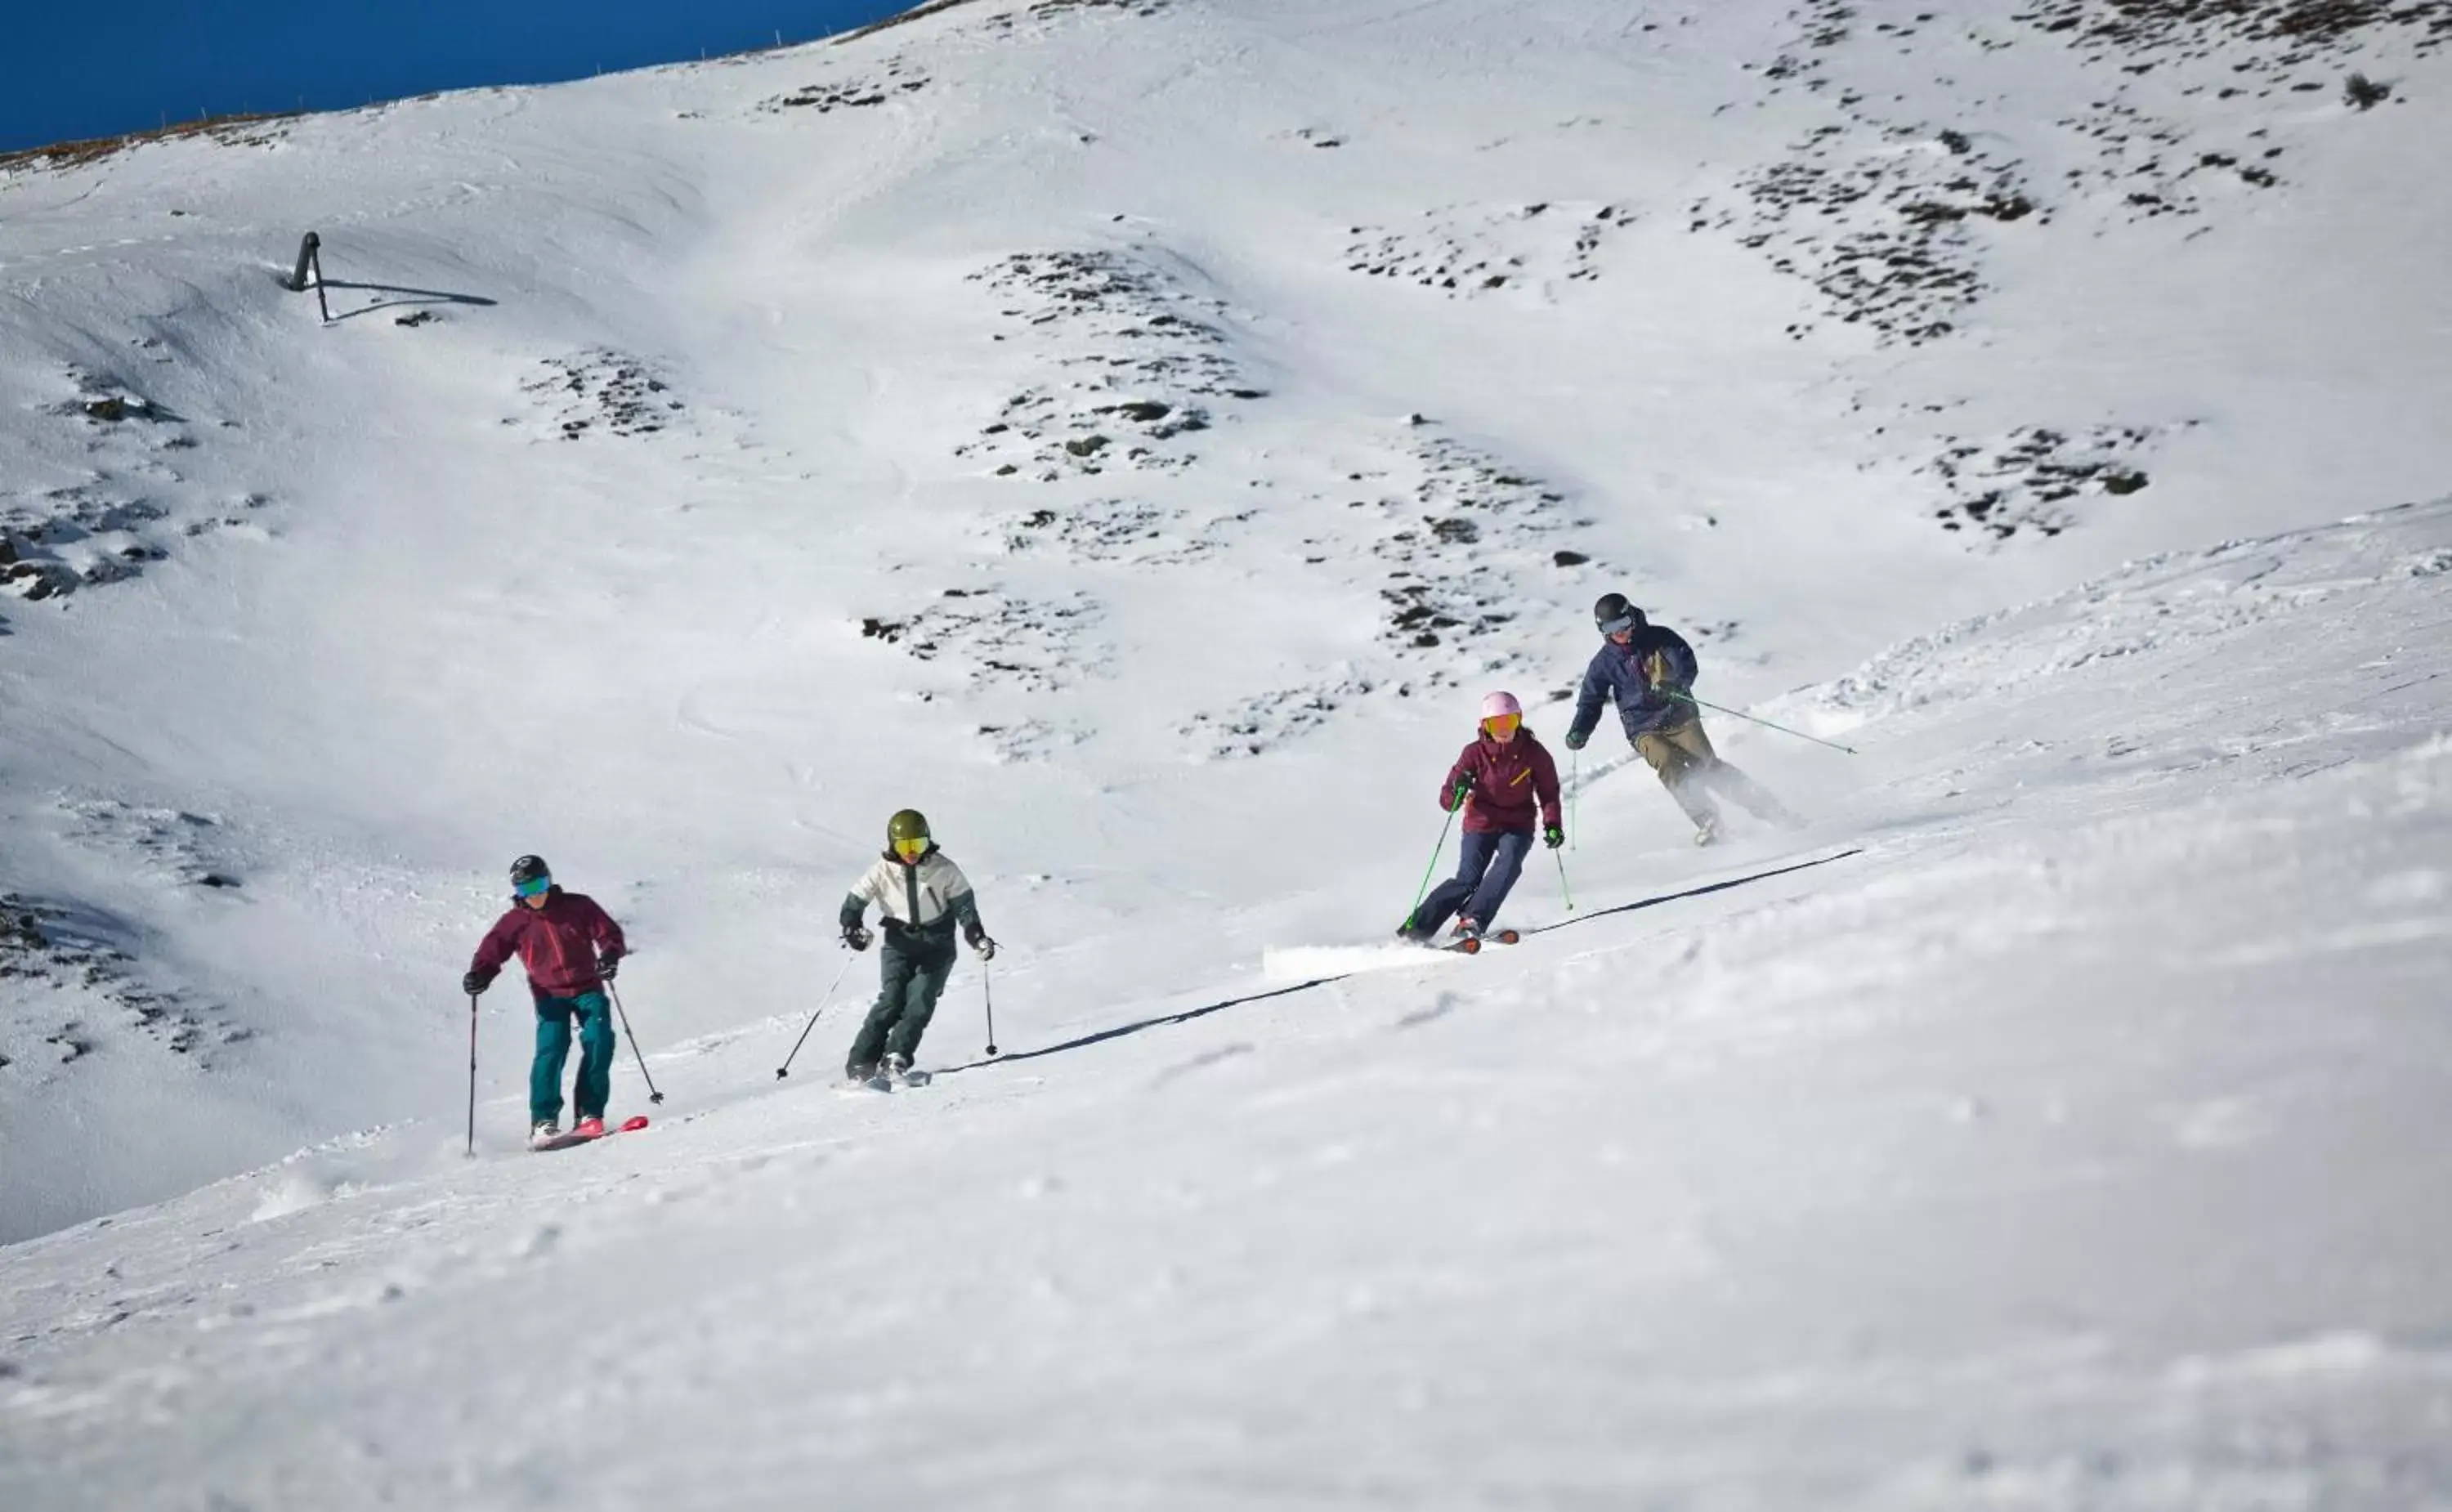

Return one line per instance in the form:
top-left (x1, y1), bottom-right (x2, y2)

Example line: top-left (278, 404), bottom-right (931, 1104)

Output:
top-left (531, 1114), bottom-right (650, 1152)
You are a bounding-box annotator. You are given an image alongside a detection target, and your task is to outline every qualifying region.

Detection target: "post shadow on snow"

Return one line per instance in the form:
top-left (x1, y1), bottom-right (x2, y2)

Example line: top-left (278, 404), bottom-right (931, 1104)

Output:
top-left (940, 977), bottom-right (1340, 1074)
top-left (936, 848), bottom-right (1864, 1076)
top-left (1522, 847), bottom-right (1862, 937)
top-left (319, 281), bottom-right (501, 323)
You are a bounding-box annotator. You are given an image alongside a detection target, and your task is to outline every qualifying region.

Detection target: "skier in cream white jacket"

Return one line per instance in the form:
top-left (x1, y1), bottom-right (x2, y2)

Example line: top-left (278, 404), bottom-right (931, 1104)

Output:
top-left (838, 808), bottom-right (997, 1084)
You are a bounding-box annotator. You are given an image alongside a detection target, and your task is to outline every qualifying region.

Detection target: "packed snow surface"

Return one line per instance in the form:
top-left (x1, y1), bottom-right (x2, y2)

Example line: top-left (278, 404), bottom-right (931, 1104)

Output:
top-left (3, 0), bottom-right (2450, 1504)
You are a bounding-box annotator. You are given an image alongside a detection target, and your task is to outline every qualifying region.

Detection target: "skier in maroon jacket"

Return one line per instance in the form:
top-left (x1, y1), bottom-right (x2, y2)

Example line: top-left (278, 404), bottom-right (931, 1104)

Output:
top-left (463, 855), bottom-right (628, 1146)
top-left (1399, 691), bottom-right (1564, 945)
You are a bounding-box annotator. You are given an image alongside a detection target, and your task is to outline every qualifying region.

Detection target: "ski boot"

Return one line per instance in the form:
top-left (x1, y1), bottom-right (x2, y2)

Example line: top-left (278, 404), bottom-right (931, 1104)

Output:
top-left (530, 1118), bottom-right (561, 1148)
top-left (1693, 815), bottom-right (1724, 847)
top-left (885, 1051), bottom-right (929, 1088)
top-left (572, 1115), bottom-right (606, 1139)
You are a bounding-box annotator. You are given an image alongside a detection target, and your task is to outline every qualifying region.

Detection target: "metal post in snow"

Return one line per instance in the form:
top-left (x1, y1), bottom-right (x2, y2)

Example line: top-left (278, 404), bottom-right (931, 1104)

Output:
top-left (289, 232), bottom-right (330, 323)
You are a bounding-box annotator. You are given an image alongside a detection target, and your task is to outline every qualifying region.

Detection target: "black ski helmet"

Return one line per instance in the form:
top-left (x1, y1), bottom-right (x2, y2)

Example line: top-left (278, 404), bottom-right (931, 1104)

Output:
top-left (510, 854), bottom-right (551, 886)
top-left (1594, 593), bottom-right (1645, 636)
top-left (887, 809), bottom-right (931, 846)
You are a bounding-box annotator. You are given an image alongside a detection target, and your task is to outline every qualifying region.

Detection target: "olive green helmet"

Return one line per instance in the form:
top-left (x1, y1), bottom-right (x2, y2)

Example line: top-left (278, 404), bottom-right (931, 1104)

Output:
top-left (887, 808), bottom-right (931, 845)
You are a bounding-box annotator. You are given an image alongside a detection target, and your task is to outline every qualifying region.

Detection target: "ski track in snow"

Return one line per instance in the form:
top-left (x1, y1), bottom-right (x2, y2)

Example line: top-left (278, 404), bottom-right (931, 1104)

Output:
top-left (3, 0), bottom-right (2452, 1504)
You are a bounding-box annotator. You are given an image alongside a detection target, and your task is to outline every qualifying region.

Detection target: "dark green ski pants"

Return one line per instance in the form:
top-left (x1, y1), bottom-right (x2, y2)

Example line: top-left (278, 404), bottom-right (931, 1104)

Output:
top-left (533, 990), bottom-right (614, 1123)
top-left (849, 937), bottom-right (955, 1067)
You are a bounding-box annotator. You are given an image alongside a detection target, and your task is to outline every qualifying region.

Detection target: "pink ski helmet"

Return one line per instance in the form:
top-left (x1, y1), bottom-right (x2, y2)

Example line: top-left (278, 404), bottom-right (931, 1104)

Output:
top-left (1479, 691), bottom-right (1523, 722)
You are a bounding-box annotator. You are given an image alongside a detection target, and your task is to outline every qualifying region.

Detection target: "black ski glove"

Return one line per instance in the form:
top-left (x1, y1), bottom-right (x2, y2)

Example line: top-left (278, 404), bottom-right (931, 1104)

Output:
top-left (1443, 779), bottom-right (1472, 812)
top-left (1562, 728), bottom-right (1588, 751)
top-left (843, 924), bottom-right (872, 952)
top-left (1544, 825), bottom-right (1565, 850)
top-left (596, 952), bottom-right (620, 981)
top-left (966, 926), bottom-right (997, 961)
top-left (463, 970), bottom-right (490, 996)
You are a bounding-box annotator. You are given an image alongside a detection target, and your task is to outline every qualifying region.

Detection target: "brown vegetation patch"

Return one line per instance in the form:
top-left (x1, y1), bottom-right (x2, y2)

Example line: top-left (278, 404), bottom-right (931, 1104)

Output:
top-left (0, 112), bottom-right (294, 177)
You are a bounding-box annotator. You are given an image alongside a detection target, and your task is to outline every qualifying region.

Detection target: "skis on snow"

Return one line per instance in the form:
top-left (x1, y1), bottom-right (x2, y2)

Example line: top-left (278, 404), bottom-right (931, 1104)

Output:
top-left (530, 1115), bottom-right (651, 1152)
top-left (1431, 928), bottom-right (1521, 955)
top-left (843, 1067), bottom-right (933, 1094)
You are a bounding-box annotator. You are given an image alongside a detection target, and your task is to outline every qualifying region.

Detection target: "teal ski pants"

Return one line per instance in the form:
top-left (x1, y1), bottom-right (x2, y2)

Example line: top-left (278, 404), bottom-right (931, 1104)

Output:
top-left (532, 990), bottom-right (614, 1123)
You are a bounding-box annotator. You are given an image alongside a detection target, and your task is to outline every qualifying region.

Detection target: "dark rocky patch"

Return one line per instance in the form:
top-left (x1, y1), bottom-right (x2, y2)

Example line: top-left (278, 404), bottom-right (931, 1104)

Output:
top-left (521, 350), bottom-right (686, 440)
top-left (1366, 440), bottom-right (1575, 653)
top-left (2343, 69), bottom-right (2392, 105)
top-left (1924, 422), bottom-right (2170, 540)
top-left (955, 250), bottom-right (1262, 478)
top-left (57, 800), bottom-right (243, 892)
top-left (4, 370), bottom-right (267, 603)
top-left (1343, 200), bottom-right (1630, 297)
top-left (763, 57), bottom-right (931, 113)
top-left (979, 0), bottom-right (1175, 32)
top-left (1707, 0), bottom-right (2441, 347)
top-left (854, 587), bottom-right (1107, 696)
top-left (1697, 113), bottom-right (2036, 347)
top-left (999, 497), bottom-right (1254, 565)
top-left (1, 892), bottom-right (216, 1057)
top-left (2009, 0), bottom-right (2450, 56)
top-left (1180, 674), bottom-right (1383, 759)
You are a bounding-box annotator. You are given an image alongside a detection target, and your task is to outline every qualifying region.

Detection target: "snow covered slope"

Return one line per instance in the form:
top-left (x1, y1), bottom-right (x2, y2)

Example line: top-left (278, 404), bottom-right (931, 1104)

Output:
top-left (2, 0), bottom-right (2450, 1500)
top-left (4, 497), bottom-right (2448, 1505)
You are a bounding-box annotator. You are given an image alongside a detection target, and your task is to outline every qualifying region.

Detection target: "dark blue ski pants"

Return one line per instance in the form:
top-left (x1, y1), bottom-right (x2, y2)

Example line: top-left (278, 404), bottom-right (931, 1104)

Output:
top-left (1411, 828), bottom-right (1533, 937)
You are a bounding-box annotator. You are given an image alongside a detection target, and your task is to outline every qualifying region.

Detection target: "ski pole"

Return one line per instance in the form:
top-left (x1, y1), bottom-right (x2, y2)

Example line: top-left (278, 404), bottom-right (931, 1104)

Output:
top-left (1569, 749), bottom-right (1579, 851)
top-left (776, 953), bottom-right (858, 1079)
top-left (1667, 690), bottom-right (1857, 754)
top-left (465, 993), bottom-right (480, 1158)
top-left (982, 960), bottom-right (999, 1058)
top-left (1403, 780), bottom-right (1470, 929)
top-left (1555, 847), bottom-right (1575, 911)
top-left (605, 981), bottom-right (664, 1105)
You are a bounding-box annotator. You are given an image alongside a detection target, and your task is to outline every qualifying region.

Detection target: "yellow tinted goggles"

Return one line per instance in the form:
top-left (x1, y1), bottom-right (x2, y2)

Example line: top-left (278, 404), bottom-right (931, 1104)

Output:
top-left (893, 835), bottom-right (929, 859)
top-left (1482, 714), bottom-right (1521, 736)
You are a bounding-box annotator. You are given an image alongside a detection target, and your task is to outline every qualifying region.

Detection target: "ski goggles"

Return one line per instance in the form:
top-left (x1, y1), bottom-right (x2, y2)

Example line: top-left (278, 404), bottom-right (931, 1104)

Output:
top-left (1599, 612), bottom-right (1640, 637)
top-left (893, 836), bottom-right (929, 860)
top-left (513, 875), bottom-right (553, 899)
top-left (1481, 713), bottom-right (1521, 736)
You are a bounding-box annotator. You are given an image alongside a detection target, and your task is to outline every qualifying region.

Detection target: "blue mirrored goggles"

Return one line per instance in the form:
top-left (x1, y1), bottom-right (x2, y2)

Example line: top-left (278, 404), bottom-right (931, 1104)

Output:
top-left (513, 875), bottom-right (553, 899)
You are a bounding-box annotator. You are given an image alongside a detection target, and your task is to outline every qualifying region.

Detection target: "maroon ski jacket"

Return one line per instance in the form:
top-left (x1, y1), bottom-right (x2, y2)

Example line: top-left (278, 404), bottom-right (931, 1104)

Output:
top-left (469, 888), bottom-right (625, 999)
top-left (1441, 728), bottom-right (1563, 834)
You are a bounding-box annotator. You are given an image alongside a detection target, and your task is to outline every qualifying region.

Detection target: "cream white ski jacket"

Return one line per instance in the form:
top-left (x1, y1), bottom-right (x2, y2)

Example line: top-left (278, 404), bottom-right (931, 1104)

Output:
top-left (839, 848), bottom-right (983, 948)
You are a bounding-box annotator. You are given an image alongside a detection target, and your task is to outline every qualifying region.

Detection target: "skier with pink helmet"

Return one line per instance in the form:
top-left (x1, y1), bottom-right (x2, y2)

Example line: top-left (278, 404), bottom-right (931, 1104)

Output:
top-left (1398, 691), bottom-right (1564, 945)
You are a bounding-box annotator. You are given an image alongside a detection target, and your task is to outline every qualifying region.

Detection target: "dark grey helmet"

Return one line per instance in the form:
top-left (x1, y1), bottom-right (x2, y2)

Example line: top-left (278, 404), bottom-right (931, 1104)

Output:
top-left (1594, 593), bottom-right (1645, 635)
top-left (509, 854), bottom-right (551, 887)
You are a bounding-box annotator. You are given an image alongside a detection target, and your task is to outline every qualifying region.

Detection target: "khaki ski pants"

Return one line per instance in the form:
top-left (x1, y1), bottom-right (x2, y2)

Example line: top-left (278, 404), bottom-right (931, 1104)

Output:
top-left (1634, 717), bottom-right (1788, 830)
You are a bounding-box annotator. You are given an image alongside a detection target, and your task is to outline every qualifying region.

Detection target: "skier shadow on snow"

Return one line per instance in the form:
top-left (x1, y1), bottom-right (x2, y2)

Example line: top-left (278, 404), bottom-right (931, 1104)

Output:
top-left (939, 848), bottom-right (1862, 1074)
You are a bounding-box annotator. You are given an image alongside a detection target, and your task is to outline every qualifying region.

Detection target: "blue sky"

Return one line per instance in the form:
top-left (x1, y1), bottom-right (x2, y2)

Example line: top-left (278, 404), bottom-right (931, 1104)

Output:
top-left (0, 1), bottom-right (914, 154)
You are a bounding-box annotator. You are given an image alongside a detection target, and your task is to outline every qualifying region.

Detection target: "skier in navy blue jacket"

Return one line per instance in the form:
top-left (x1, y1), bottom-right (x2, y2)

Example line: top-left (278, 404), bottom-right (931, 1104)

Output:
top-left (1563, 593), bottom-right (1796, 844)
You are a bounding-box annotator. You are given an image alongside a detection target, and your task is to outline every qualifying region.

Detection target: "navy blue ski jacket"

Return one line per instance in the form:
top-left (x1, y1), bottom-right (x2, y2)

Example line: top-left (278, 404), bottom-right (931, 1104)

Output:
top-left (1567, 627), bottom-right (1700, 744)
